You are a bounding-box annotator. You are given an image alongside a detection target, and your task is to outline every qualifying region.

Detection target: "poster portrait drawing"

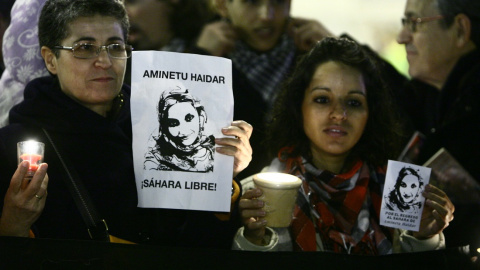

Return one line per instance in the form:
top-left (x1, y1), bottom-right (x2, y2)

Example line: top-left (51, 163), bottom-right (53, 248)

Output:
top-left (144, 87), bottom-right (215, 172)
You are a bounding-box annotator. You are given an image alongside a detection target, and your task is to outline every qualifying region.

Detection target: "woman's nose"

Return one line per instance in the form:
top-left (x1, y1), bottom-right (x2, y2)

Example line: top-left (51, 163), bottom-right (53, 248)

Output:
top-left (330, 103), bottom-right (347, 120)
top-left (94, 48), bottom-right (113, 68)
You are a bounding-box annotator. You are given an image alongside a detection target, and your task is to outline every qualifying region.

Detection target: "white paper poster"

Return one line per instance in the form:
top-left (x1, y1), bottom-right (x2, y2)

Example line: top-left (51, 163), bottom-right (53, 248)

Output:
top-left (380, 160), bottom-right (431, 231)
top-left (130, 51), bottom-right (234, 212)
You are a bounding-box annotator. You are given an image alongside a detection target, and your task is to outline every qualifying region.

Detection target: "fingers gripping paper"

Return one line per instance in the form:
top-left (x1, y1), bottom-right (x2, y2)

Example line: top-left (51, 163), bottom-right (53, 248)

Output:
top-left (131, 51), bottom-right (234, 212)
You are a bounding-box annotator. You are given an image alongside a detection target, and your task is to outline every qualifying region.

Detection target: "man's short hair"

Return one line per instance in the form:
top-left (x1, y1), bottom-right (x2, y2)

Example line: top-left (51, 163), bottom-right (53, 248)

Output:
top-left (437, 0), bottom-right (480, 46)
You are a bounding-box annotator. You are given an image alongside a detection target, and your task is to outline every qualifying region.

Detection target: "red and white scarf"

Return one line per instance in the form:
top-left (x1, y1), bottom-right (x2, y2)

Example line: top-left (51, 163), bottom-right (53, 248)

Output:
top-left (278, 148), bottom-right (393, 255)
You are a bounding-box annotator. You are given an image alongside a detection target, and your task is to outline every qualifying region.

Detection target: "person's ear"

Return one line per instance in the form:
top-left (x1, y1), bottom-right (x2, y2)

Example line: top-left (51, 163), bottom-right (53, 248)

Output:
top-left (453, 13), bottom-right (472, 47)
top-left (214, 0), bottom-right (229, 18)
top-left (41, 46), bottom-right (58, 75)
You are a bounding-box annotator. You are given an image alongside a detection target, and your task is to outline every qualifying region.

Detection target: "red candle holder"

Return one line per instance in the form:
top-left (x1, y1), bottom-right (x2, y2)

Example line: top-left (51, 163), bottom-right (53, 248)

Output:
top-left (17, 140), bottom-right (45, 177)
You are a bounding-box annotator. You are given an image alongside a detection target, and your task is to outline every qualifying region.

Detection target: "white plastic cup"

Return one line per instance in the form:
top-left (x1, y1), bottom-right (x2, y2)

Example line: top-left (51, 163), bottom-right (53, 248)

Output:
top-left (253, 172), bottom-right (302, 227)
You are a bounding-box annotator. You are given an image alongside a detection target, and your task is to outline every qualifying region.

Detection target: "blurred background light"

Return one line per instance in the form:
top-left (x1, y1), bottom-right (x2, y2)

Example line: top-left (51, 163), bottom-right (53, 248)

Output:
top-left (291, 0), bottom-right (409, 77)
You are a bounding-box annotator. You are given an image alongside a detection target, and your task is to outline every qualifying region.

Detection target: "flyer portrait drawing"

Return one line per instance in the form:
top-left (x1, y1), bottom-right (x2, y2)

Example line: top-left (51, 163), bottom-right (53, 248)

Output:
top-left (380, 160), bottom-right (431, 231)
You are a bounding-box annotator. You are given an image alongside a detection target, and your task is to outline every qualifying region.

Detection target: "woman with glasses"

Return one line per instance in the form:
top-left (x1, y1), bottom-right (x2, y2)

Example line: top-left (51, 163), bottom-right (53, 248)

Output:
top-left (0, 0), bottom-right (252, 249)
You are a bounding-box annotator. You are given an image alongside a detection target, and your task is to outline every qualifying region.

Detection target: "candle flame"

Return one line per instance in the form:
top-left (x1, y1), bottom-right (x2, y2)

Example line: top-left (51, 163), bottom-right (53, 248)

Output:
top-left (24, 140), bottom-right (41, 154)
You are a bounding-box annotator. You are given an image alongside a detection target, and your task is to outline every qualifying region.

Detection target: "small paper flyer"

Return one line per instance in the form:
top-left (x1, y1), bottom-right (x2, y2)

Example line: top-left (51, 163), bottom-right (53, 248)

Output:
top-left (130, 51), bottom-right (234, 212)
top-left (380, 160), bottom-right (431, 231)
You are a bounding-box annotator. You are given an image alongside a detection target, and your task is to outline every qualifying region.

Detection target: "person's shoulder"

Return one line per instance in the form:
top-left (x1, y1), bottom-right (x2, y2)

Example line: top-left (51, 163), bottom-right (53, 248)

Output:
top-left (0, 123), bottom-right (37, 139)
top-left (0, 124), bottom-right (41, 160)
top-left (21, 76), bottom-right (57, 96)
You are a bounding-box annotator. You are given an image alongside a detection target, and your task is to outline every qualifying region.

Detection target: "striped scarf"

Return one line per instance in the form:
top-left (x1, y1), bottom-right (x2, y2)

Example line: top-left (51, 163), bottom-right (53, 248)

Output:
top-left (229, 34), bottom-right (295, 109)
top-left (278, 149), bottom-right (393, 255)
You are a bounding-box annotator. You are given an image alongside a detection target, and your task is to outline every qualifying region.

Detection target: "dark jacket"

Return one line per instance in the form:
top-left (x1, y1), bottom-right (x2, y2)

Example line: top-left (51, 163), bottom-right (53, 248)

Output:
top-left (399, 51), bottom-right (480, 179)
top-left (0, 76), bottom-right (240, 248)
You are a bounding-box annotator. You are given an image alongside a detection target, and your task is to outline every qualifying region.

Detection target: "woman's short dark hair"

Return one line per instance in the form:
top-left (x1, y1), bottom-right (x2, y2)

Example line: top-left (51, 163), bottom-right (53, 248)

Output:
top-left (39, 0), bottom-right (129, 57)
top-left (267, 37), bottom-right (404, 168)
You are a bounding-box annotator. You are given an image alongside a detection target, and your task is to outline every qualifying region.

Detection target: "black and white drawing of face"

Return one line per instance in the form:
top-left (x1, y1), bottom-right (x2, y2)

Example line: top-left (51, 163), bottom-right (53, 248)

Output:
top-left (144, 87), bottom-right (214, 172)
top-left (167, 102), bottom-right (200, 146)
top-left (399, 174), bottom-right (420, 204)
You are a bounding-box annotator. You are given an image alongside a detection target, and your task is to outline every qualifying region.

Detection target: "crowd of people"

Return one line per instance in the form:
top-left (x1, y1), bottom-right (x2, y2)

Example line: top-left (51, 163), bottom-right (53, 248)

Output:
top-left (0, 0), bottom-right (479, 265)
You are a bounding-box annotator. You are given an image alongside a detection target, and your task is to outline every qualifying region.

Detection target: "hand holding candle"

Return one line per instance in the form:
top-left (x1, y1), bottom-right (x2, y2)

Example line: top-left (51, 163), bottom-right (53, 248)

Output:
top-left (0, 160), bottom-right (49, 237)
top-left (17, 141), bottom-right (45, 178)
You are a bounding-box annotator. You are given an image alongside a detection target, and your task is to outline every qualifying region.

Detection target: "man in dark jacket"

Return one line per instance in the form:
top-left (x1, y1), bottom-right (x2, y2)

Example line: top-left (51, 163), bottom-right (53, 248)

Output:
top-left (385, 0), bottom-right (480, 252)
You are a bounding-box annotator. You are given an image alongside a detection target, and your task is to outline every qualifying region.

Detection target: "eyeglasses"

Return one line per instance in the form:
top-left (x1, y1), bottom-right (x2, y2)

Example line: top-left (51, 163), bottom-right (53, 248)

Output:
top-left (54, 43), bottom-right (133, 59)
top-left (401, 15), bottom-right (444, 32)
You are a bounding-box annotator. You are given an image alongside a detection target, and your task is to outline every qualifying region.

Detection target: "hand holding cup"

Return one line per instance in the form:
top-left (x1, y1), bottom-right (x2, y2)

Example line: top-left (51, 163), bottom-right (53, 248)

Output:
top-left (252, 172), bottom-right (302, 228)
top-left (17, 141), bottom-right (45, 179)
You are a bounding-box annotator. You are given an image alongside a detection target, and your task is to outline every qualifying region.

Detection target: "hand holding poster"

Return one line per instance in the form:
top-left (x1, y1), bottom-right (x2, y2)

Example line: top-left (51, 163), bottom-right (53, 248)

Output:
top-left (380, 160), bottom-right (431, 231)
top-left (130, 51), bottom-right (234, 212)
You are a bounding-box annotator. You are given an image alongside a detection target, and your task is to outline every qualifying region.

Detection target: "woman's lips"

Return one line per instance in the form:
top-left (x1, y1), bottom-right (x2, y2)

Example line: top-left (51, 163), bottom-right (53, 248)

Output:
top-left (93, 77), bottom-right (114, 82)
top-left (323, 127), bottom-right (347, 137)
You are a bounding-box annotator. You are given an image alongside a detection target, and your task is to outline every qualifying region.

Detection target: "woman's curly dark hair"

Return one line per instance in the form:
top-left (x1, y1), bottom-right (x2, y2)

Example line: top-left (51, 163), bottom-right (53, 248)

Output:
top-left (267, 37), bottom-right (405, 168)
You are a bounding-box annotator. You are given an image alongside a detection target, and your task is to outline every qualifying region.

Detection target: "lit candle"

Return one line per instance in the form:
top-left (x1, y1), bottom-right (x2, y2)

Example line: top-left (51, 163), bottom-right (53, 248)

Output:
top-left (17, 140), bottom-right (45, 177)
